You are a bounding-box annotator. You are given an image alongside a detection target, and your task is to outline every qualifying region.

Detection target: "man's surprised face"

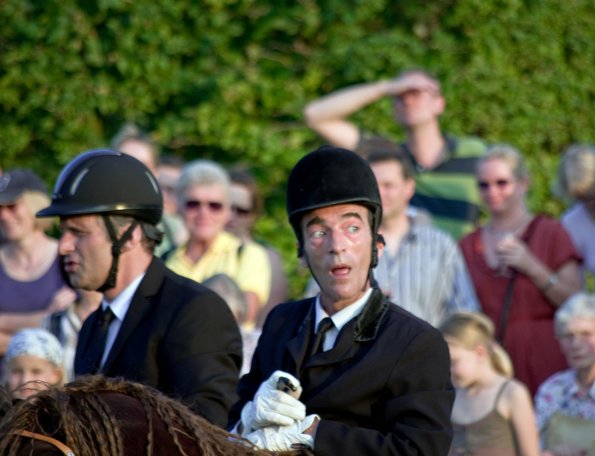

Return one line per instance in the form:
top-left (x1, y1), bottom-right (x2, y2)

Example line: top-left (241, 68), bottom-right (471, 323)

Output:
top-left (301, 203), bottom-right (374, 312)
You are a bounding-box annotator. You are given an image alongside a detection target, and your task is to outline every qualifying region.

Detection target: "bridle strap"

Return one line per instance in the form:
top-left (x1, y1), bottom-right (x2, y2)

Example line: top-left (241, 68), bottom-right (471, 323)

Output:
top-left (13, 430), bottom-right (75, 456)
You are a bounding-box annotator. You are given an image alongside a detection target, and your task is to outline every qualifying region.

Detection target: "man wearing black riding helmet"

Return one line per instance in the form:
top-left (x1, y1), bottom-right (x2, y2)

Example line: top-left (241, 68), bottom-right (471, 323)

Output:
top-left (37, 150), bottom-right (242, 428)
top-left (229, 146), bottom-right (454, 455)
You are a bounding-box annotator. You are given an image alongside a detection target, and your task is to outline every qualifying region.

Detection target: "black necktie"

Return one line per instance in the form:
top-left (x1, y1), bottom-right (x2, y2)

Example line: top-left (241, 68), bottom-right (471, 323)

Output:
top-left (87, 306), bottom-right (116, 374)
top-left (309, 317), bottom-right (334, 357)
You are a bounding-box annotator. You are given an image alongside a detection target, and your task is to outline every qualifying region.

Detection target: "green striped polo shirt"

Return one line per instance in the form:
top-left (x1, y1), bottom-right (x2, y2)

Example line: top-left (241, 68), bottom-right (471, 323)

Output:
top-left (403, 135), bottom-right (486, 239)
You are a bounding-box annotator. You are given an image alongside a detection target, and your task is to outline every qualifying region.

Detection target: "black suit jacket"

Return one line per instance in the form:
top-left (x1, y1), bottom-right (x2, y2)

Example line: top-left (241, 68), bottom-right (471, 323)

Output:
top-left (75, 258), bottom-right (242, 427)
top-left (230, 288), bottom-right (454, 455)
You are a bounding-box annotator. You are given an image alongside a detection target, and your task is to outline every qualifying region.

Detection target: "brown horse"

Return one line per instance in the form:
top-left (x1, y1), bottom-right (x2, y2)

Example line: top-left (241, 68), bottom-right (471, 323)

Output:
top-left (0, 375), bottom-right (311, 456)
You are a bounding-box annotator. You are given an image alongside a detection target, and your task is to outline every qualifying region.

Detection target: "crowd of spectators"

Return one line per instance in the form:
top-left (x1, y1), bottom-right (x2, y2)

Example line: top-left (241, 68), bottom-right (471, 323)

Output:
top-left (0, 68), bottom-right (593, 455)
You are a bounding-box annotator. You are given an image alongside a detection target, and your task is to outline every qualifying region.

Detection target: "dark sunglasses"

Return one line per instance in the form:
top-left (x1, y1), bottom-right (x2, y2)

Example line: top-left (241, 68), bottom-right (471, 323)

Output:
top-left (477, 179), bottom-right (512, 190)
top-left (232, 205), bottom-right (252, 216)
top-left (184, 200), bottom-right (224, 212)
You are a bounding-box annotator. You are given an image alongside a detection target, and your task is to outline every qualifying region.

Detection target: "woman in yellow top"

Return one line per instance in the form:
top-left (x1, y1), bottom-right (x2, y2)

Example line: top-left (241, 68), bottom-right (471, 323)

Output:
top-left (166, 160), bottom-right (271, 330)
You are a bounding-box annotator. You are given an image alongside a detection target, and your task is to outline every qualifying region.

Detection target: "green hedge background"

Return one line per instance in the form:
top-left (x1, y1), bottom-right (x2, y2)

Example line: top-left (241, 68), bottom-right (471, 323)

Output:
top-left (2, 0), bottom-right (594, 297)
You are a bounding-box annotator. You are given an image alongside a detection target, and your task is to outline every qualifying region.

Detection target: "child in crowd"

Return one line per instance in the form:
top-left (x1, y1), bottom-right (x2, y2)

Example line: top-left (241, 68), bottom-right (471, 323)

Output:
top-left (3, 328), bottom-right (65, 400)
top-left (440, 311), bottom-right (540, 456)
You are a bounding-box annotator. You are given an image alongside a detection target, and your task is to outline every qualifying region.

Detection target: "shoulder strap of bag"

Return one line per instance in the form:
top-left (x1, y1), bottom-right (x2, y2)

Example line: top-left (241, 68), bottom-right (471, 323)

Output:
top-left (496, 215), bottom-right (543, 344)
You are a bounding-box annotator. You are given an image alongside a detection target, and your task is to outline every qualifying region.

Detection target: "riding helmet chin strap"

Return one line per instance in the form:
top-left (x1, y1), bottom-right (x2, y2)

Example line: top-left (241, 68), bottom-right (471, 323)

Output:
top-left (97, 215), bottom-right (138, 293)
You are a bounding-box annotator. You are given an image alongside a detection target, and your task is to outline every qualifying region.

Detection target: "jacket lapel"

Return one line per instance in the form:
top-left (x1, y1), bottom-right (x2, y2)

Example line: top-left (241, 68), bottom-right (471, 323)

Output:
top-left (304, 289), bottom-right (388, 369)
top-left (301, 288), bottom-right (389, 400)
top-left (286, 302), bottom-right (314, 376)
top-left (102, 258), bottom-right (164, 373)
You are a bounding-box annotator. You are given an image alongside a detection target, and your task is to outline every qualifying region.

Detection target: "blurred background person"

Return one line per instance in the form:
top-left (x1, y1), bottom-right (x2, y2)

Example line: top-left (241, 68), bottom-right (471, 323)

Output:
top-left (166, 160), bottom-right (271, 330)
top-left (111, 123), bottom-right (159, 172)
top-left (440, 311), bottom-right (540, 456)
top-left (368, 146), bottom-right (479, 326)
top-left (111, 123), bottom-right (187, 257)
top-left (0, 169), bottom-right (74, 364)
top-left (156, 153), bottom-right (189, 250)
top-left (555, 144), bottom-right (595, 289)
top-left (535, 292), bottom-right (595, 455)
top-left (41, 289), bottom-right (102, 382)
top-left (203, 273), bottom-right (259, 376)
top-left (3, 328), bottom-right (65, 401)
top-left (226, 167), bottom-right (288, 327)
top-left (460, 145), bottom-right (582, 396)
top-left (157, 154), bottom-right (185, 213)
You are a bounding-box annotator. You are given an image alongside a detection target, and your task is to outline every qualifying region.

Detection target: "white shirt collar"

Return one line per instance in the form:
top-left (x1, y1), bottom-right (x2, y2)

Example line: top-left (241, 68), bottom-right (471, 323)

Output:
top-left (99, 273), bottom-right (145, 369)
top-left (314, 287), bottom-right (373, 333)
top-left (101, 273), bottom-right (145, 321)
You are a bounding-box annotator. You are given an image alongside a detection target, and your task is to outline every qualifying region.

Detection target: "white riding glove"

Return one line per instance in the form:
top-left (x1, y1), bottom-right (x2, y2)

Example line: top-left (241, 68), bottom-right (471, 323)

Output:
top-left (245, 414), bottom-right (320, 451)
top-left (240, 370), bottom-right (306, 434)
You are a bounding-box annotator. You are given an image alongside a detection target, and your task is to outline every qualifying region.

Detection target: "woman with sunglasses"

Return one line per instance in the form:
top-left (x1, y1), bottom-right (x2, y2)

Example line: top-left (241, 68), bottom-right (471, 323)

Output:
top-left (459, 145), bottom-right (582, 397)
top-left (165, 160), bottom-right (271, 331)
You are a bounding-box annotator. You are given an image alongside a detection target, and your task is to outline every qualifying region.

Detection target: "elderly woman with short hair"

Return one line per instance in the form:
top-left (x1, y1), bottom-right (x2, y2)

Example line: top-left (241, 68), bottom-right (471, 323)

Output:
top-left (535, 291), bottom-right (595, 455)
top-left (165, 160), bottom-right (271, 330)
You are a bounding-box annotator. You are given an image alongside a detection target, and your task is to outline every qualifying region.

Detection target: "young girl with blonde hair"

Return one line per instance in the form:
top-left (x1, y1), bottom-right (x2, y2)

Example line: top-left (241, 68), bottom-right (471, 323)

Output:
top-left (440, 311), bottom-right (540, 456)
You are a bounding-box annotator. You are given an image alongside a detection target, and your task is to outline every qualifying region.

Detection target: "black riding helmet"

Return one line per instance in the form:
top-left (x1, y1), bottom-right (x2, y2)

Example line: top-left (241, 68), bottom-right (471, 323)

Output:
top-left (37, 149), bottom-right (162, 223)
top-left (37, 149), bottom-right (163, 291)
top-left (286, 145), bottom-right (383, 268)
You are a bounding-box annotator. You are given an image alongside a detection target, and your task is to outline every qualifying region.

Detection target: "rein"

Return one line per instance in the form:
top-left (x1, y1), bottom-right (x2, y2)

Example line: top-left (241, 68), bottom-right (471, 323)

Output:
top-left (13, 430), bottom-right (75, 456)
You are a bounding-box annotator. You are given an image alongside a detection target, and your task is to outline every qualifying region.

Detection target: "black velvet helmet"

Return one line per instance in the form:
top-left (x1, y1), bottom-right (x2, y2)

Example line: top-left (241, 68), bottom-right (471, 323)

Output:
top-left (286, 145), bottom-right (383, 265)
top-left (37, 149), bottom-right (163, 224)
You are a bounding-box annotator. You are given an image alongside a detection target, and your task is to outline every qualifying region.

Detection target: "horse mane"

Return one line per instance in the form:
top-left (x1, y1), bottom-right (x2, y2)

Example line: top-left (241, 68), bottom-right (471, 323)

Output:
top-left (0, 375), bottom-right (310, 456)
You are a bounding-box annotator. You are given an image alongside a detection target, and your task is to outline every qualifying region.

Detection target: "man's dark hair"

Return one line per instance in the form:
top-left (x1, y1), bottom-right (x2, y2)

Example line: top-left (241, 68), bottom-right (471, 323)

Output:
top-left (108, 215), bottom-right (162, 254)
top-left (367, 144), bottom-right (416, 180)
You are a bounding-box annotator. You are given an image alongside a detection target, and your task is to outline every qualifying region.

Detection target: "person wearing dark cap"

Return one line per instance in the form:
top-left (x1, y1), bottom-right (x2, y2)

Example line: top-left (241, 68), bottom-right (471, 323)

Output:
top-left (229, 146), bottom-right (454, 455)
top-left (0, 169), bottom-right (75, 361)
top-left (36, 150), bottom-right (242, 427)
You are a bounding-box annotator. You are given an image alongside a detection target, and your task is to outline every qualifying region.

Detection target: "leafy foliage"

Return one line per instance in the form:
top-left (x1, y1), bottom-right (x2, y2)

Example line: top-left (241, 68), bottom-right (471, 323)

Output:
top-left (1, 0), bottom-right (594, 297)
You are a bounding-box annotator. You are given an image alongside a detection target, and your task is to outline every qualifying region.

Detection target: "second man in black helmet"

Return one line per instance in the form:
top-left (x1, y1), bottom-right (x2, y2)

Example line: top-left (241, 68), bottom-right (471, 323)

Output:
top-left (229, 146), bottom-right (454, 455)
top-left (37, 150), bottom-right (242, 428)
